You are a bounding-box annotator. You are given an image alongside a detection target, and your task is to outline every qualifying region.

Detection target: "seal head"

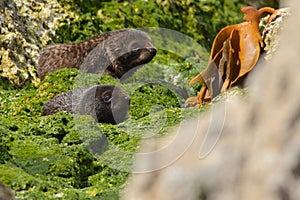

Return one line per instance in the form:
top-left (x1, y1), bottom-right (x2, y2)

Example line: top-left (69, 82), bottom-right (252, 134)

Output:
top-left (38, 29), bottom-right (156, 80)
top-left (41, 85), bottom-right (130, 124)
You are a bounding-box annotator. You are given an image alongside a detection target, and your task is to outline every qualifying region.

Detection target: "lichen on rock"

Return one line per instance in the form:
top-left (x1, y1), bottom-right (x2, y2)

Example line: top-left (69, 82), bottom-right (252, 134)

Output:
top-left (261, 8), bottom-right (290, 60)
top-left (0, 0), bottom-right (74, 86)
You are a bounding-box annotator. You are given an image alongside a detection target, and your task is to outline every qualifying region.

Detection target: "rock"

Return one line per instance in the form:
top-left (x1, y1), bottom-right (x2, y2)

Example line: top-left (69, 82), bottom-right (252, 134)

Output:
top-left (0, 182), bottom-right (15, 200)
top-left (261, 8), bottom-right (290, 60)
top-left (0, 0), bottom-right (73, 86)
top-left (122, 2), bottom-right (300, 200)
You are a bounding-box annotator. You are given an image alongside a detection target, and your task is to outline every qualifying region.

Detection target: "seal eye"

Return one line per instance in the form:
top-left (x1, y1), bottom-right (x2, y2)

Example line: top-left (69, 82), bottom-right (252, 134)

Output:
top-left (103, 94), bottom-right (112, 103)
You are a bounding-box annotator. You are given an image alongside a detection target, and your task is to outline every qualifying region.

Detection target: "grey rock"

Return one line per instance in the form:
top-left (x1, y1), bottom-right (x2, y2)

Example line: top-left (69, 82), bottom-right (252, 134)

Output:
top-left (0, 182), bottom-right (15, 200)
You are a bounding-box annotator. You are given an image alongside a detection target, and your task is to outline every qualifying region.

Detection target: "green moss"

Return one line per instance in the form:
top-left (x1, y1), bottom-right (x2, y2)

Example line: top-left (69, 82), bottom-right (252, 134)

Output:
top-left (55, 0), bottom-right (247, 50)
top-left (0, 164), bottom-right (43, 191)
top-left (73, 73), bottom-right (120, 89)
top-left (0, 62), bottom-right (205, 198)
top-left (128, 83), bottom-right (180, 119)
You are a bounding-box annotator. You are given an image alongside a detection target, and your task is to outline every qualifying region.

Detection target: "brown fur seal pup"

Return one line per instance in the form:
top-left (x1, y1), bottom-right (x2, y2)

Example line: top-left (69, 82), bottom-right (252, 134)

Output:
top-left (41, 85), bottom-right (130, 124)
top-left (38, 29), bottom-right (157, 80)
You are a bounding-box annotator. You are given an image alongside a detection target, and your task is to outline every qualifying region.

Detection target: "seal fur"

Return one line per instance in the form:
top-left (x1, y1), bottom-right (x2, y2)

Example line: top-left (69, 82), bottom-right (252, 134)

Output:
top-left (38, 29), bottom-right (156, 80)
top-left (41, 85), bottom-right (130, 124)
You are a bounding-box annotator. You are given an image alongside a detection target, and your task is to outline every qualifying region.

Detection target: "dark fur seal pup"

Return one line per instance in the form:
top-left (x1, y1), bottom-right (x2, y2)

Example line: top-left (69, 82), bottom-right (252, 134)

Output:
top-left (38, 29), bottom-right (157, 80)
top-left (41, 85), bottom-right (130, 124)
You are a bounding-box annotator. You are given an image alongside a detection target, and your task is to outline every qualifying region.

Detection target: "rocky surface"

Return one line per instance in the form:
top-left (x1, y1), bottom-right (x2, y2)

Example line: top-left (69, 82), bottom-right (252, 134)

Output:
top-left (262, 7), bottom-right (290, 60)
top-left (122, 2), bottom-right (300, 200)
top-left (0, 0), bottom-right (73, 86)
top-left (0, 182), bottom-right (15, 200)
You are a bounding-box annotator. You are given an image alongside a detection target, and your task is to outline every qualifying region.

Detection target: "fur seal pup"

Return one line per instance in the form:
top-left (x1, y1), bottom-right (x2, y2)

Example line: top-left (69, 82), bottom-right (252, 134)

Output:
top-left (38, 29), bottom-right (157, 80)
top-left (41, 85), bottom-right (130, 124)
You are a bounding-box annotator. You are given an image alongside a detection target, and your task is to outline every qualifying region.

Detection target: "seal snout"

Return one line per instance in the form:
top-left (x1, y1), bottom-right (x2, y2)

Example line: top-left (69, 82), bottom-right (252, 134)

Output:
top-left (110, 86), bottom-right (131, 124)
top-left (124, 96), bottom-right (131, 105)
top-left (148, 47), bottom-right (157, 57)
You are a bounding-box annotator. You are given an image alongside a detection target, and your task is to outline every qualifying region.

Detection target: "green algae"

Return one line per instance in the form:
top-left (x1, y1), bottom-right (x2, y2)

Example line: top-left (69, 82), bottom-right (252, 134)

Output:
top-left (0, 63), bottom-right (204, 199)
top-left (55, 0), bottom-right (247, 50)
